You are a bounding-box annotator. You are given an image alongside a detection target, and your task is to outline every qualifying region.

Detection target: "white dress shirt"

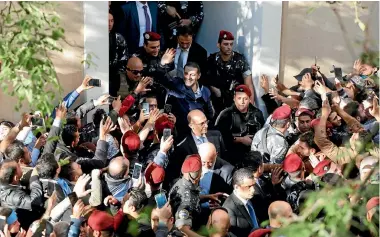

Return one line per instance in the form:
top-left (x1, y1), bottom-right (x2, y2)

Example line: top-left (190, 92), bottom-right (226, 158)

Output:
top-left (136, 1), bottom-right (152, 47)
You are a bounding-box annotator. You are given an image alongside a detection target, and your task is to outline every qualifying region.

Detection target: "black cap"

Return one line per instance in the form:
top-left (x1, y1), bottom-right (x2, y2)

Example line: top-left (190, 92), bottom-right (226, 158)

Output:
top-left (294, 68), bottom-right (313, 81)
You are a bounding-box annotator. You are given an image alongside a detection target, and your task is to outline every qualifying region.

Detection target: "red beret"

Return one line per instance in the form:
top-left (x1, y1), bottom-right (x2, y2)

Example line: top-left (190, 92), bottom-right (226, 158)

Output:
top-left (313, 159), bottom-right (332, 177)
top-left (121, 131), bottom-right (140, 154)
top-left (181, 154), bottom-right (202, 174)
top-left (155, 115), bottom-right (174, 135)
top-left (366, 197), bottom-right (380, 212)
top-left (272, 105), bottom-right (292, 120)
top-left (144, 31), bottom-right (161, 41)
top-left (145, 162), bottom-right (165, 186)
top-left (283, 154), bottom-right (303, 173)
top-left (311, 118), bottom-right (333, 129)
top-left (295, 108), bottom-right (314, 118)
top-left (219, 30), bottom-right (234, 41)
top-left (235, 84), bottom-right (252, 97)
top-left (248, 228), bottom-right (272, 237)
top-left (88, 210), bottom-right (115, 231)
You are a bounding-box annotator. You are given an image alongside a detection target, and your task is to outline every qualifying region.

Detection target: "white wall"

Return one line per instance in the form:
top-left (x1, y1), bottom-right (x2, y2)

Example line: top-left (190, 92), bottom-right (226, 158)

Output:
top-left (83, 1), bottom-right (109, 122)
top-left (196, 1), bottom-right (283, 118)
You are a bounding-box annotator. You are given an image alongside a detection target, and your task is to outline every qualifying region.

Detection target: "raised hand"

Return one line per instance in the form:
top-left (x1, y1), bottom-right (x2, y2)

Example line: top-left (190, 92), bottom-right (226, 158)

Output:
top-left (112, 95), bottom-right (122, 113)
top-left (369, 97), bottom-right (380, 121)
top-left (160, 48), bottom-right (176, 66)
top-left (147, 108), bottom-right (161, 125)
top-left (55, 103), bottom-right (67, 120)
top-left (19, 113), bottom-right (32, 129)
top-left (269, 88), bottom-right (282, 101)
top-left (95, 94), bottom-right (110, 106)
top-left (134, 77), bottom-right (152, 94)
top-left (260, 74), bottom-right (269, 94)
top-left (160, 135), bottom-right (174, 154)
top-left (99, 116), bottom-right (117, 140)
top-left (72, 199), bottom-right (85, 219)
top-left (118, 117), bottom-right (131, 134)
top-left (78, 75), bottom-right (95, 92)
top-left (353, 59), bottom-right (362, 73)
top-left (271, 167), bottom-right (284, 185)
top-left (73, 174), bottom-right (92, 198)
top-left (301, 73), bottom-right (314, 90)
top-left (321, 98), bottom-right (331, 117)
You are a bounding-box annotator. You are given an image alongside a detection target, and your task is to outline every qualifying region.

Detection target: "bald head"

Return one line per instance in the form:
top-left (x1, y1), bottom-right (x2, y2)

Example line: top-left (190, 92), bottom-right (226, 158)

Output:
top-left (126, 57), bottom-right (143, 81)
top-left (198, 143), bottom-right (217, 169)
top-left (268, 201), bottom-right (293, 227)
top-left (188, 110), bottom-right (208, 136)
top-left (108, 156), bottom-right (130, 180)
top-left (208, 208), bottom-right (230, 236)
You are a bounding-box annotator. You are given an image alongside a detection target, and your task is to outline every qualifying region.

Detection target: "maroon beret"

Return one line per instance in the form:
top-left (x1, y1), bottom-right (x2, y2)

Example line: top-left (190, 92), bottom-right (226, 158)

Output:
top-left (88, 210), bottom-right (114, 231)
top-left (145, 162), bottom-right (165, 186)
top-left (235, 84), bottom-right (252, 97)
top-left (295, 108), bottom-right (314, 118)
top-left (283, 154), bottom-right (303, 173)
top-left (219, 30), bottom-right (234, 41)
top-left (313, 159), bottom-right (332, 177)
top-left (155, 115), bottom-right (174, 135)
top-left (144, 32), bottom-right (161, 41)
top-left (181, 154), bottom-right (202, 174)
top-left (366, 197), bottom-right (380, 212)
top-left (248, 228), bottom-right (272, 237)
top-left (121, 131), bottom-right (140, 154)
top-left (272, 105), bottom-right (292, 120)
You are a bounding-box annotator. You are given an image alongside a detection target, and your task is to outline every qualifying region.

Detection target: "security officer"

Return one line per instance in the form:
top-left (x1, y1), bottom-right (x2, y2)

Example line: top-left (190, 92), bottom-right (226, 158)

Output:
top-left (168, 154), bottom-right (202, 232)
top-left (133, 32), bottom-right (176, 107)
top-left (215, 85), bottom-right (264, 167)
top-left (207, 30), bottom-right (255, 116)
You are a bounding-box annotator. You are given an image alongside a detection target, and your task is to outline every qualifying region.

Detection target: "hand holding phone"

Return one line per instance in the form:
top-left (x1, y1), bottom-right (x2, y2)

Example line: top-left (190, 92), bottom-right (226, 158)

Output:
top-left (154, 192), bottom-right (168, 209)
top-left (132, 163), bottom-right (143, 180)
top-left (162, 128), bottom-right (171, 141)
top-left (142, 103), bottom-right (150, 116)
top-left (88, 78), bottom-right (101, 87)
top-left (164, 104), bottom-right (172, 114)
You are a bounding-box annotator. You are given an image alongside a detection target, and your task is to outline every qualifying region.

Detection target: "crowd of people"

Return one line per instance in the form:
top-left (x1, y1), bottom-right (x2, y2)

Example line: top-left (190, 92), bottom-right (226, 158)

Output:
top-left (0, 1), bottom-right (379, 237)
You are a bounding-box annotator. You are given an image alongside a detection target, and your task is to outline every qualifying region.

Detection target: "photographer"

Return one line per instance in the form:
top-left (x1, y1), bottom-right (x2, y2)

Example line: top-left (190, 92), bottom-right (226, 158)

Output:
top-left (215, 85), bottom-right (264, 166)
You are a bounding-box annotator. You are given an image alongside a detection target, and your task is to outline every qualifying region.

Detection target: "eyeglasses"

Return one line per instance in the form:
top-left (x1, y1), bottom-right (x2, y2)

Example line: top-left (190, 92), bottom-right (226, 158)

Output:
top-left (193, 120), bottom-right (209, 127)
top-left (127, 68), bottom-right (143, 75)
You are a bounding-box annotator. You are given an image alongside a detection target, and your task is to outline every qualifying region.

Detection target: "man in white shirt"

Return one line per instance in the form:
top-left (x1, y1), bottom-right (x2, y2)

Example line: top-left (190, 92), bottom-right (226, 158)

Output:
top-left (136, 1), bottom-right (152, 47)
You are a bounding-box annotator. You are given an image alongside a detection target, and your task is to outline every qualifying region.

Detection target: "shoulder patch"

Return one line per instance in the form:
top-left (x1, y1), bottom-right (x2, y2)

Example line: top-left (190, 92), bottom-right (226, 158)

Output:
top-left (178, 209), bottom-right (190, 220)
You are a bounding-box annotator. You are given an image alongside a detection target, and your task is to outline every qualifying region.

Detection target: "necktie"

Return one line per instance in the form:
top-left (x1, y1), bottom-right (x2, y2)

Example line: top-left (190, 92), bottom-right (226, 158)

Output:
top-left (198, 136), bottom-right (205, 144)
top-left (246, 202), bottom-right (259, 229)
top-left (177, 49), bottom-right (184, 77)
top-left (143, 5), bottom-right (151, 32)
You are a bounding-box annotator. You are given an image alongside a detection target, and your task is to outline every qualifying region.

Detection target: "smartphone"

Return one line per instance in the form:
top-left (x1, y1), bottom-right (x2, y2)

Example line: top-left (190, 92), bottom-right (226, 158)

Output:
top-left (162, 128), bottom-right (171, 141)
top-left (132, 163), bottom-right (143, 180)
top-left (142, 103), bottom-right (150, 116)
top-left (333, 67), bottom-right (343, 81)
top-left (164, 104), bottom-right (172, 114)
top-left (0, 216), bottom-right (6, 232)
top-left (31, 116), bottom-right (45, 128)
top-left (154, 192), bottom-right (168, 209)
top-left (326, 93), bottom-right (333, 105)
top-left (108, 97), bottom-right (117, 104)
top-left (88, 78), bottom-right (101, 87)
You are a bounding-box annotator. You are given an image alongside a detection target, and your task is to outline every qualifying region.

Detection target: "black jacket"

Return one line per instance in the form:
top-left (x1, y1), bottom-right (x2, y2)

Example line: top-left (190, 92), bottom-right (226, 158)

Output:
top-left (223, 193), bottom-right (255, 237)
top-left (209, 158), bottom-right (235, 195)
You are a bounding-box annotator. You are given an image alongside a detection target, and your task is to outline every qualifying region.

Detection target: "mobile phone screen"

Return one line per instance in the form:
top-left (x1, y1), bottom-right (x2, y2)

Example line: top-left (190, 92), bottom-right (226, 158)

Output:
top-left (132, 163), bottom-right (142, 179)
top-left (89, 79), bottom-right (101, 87)
top-left (142, 103), bottom-right (150, 116)
top-left (164, 104), bottom-right (172, 114)
top-left (154, 193), bottom-right (167, 209)
top-left (162, 128), bottom-right (171, 141)
top-left (334, 67), bottom-right (343, 81)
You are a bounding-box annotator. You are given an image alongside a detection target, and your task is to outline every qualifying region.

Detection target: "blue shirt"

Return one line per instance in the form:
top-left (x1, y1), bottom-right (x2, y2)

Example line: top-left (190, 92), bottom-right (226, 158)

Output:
top-left (200, 171), bottom-right (213, 209)
top-left (191, 133), bottom-right (208, 146)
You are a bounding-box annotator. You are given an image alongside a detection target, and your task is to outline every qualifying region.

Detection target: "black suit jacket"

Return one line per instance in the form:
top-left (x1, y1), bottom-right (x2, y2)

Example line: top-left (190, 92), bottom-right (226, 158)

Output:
top-left (223, 193), bottom-right (254, 237)
top-left (163, 130), bottom-right (226, 190)
top-left (209, 158), bottom-right (235, 194)
top-left (187, 42), bottom-right (208, 78)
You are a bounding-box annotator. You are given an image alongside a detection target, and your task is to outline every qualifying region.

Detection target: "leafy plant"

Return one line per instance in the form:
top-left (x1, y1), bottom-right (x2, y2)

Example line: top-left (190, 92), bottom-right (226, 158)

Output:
top-left (0, 1), bottom-right (65, 115)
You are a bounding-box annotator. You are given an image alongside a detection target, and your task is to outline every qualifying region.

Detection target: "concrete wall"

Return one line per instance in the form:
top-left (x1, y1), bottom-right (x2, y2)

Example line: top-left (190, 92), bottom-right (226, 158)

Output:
top-left (282, 1), bottom-right (379, 86)
top-left (0, 1), bottom-right (85, 123)
top-left (196, 1), bottom-right (283, 118)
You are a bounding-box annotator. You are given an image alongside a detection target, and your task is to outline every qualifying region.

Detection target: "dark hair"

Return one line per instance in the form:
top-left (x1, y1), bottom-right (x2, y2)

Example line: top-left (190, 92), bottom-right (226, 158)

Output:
top-left (299, 131), bottom-right (320, 152)
top-left (0, 160), bottom-right (17, 184)
top-left (185, 61), bottom-right (201, 74)
top-left (240, 151), bottom-right (263, 172)
top-left (108, 159), bottom-right (128, 180)
top-left (128, 188), bottom-right (148, 212)
top-left (36, 153), bottom-right (59, 179)
top-left (0, 121), bottom-right (15, 128)
top-left (93, 109), bottom-right (107, 128)
top-left (232, 168), bottom-right (255, 187)
top-left (140, 93), bottom-right (157, 104)
top-left (58, 158), bottom-right (76, 182)
top-left (5, 140), bottom-right (26, 163)
top-left (299, 97), bottom-right (319, 111)
top-left (343, 101), bottom-right (360, 118)
top-left (177, 25), bottom-right (193, 36)
top-left (65, 110), bottom-right (78, 127)
top-left (0, 207), bottom-right (13, 218)
top-left (62, 124), bottom-right (78, 147)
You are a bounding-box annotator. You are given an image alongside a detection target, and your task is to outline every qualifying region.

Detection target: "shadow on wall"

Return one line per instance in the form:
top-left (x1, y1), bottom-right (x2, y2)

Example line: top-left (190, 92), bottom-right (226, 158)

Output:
top-left (283, 1), bottom-right (379, 87)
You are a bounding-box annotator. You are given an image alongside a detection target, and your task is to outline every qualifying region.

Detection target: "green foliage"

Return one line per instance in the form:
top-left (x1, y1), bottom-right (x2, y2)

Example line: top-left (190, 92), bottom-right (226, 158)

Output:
top-left (0, 1), bottom-right (64, 115)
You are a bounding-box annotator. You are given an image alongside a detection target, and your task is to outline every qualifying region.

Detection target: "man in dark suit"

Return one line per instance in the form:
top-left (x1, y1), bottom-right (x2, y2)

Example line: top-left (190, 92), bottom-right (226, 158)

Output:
top-left (168, 25), bottom-right (207, 79)
top-left (163, 110), bottom-right (225, 190)
top-left (119, 1), bottom-right (160, 54)
top-left (223, 168), bottom-right (259, 237)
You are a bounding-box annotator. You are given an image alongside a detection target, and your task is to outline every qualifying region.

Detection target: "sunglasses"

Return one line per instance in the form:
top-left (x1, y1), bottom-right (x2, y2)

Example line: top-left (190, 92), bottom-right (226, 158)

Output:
top-left (127, 68), bottom-right (143, 75)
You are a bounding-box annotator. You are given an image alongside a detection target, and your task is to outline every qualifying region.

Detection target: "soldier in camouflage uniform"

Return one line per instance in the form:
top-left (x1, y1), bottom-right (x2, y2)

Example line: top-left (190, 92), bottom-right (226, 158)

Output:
top-left (133, 32), bottom-right (175, 107)
top-left (207, 30), bottom-right (255, 117)
top-left (251, 105), bottom-right (291, 164)
top-left (168, 155), bottom-right (202, 232)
